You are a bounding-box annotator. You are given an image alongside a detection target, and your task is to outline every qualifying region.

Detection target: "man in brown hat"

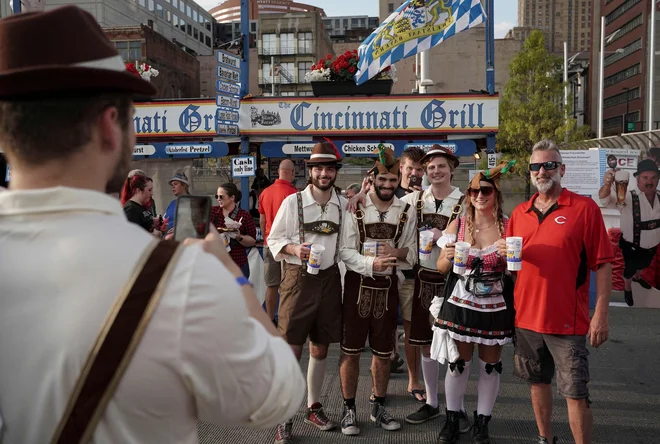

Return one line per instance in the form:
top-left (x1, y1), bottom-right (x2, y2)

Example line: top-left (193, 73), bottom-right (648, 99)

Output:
top-left (401, 145), bottom-right (470, 430)
top-left (0, 7), bottom-right (304, 443)
top-left (267, 141), bottom-right (347, 443)
top-left (337, 145), bottom-right (417, 435)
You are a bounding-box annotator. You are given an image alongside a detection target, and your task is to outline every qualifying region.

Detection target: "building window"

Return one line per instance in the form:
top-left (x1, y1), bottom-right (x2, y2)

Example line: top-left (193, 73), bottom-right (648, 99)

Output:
top-left (155, 3), bottom-right (163, 18)
top-left (280, 33), bottom-right (294, 55)
top-left (194, 27), bottom-right (198, 39)
top-left (608, 14), bottom-right (643, 45)
top-left (603, 115), bottom-right (623, 129)
top-left (298, 61), bottom-right (312, 83)
top-left (166, 10), bottom-right (171, 22)
top-left (604, 63), bottom-right (641, 87)
top-left (262, 33), bottom-right (277, 54)
top-left (114, 41), bottom-right (142, 61)
top-left (388, 3), bottom-right (394, 13)
top-left (604, 39), bottom-right (642, 67)
top-left (180, 18), bottom-right (186, 33)
top-left (148, 0), bottom-right (154, 11)
top-left (187, 5), bottom-right (191, 17)
top-left (138, 0), bottom-right (145, 7)
top-left (173, 14), bottom-right (178, 27)
top-left (298, 32), bottom-right (312, 53)
top-left (172, 0), bottom-right (177, 7)
top-left (605, 0), bottom-right (641, 25)
top-left (604, 87), bottom-right (640, 108)
top-left (187, 24), bottom-right (192, 36)
top-left (193, 10), bottom-right (197, 22)
top-left (179, 1), bottom-right (185, 13)
top-left (280, 62), bottom-right (295, 83)
top-left (206, 35), bottom-right (211, 47)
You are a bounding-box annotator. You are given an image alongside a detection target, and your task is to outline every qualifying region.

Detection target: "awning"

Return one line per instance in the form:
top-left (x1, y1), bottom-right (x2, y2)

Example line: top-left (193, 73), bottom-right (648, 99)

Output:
top-left (561, 130), bottom-right (660, 153)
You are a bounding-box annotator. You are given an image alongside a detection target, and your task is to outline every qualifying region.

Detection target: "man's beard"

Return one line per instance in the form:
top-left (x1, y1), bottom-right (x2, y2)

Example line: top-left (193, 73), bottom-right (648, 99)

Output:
top-left (312, 175), bottom-right (336, 191)
top-left (532, 173), bottom-right (559, 194)
top-left (105, 131), bottom-right (132, 194)
top-left (374, 185), bottom-right (395, 202)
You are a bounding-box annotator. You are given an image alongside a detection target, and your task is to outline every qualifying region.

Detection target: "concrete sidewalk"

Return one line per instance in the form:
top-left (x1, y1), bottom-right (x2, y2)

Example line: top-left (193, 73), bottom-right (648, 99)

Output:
top-left (198, 306), bottom-right (660, 443)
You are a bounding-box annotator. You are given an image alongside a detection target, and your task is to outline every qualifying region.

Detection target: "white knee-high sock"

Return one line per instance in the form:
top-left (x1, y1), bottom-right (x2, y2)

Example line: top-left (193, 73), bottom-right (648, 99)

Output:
top-left (421, 356), bottom-right (440, 408)
top-left (445, 359), bottom-right (471, 412)
top-left (307, 357), bottom-right (327, 407)
top-left (477, 359), bottom-right (501, 416)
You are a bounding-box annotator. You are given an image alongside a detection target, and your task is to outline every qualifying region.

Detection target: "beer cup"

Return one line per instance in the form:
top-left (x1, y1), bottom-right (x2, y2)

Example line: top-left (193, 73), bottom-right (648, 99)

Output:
top-left (453, 242), bottom-right (471, 275)
top-left (614, 170), bottom-right (629, 208)
top-left (419, 231), bottom-right (434, 261)
top-left (506, 237), bottom-right (523, 271)
top-left (307, 244), bottom-right (325, 275)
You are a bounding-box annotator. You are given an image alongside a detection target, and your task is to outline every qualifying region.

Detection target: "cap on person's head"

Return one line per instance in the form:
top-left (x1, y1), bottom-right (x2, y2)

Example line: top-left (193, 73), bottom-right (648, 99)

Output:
top-left (128, 169), bottom-right (146, 178)
top-left (306, 141), bottom-right (343, 169)
top-left (168, 172), bottom-right (189, 185)
top-left (0, 5), bottom-right (156, 99)
top-left (420, 144), bottom-right (460, 168)
top-left (634, 159), bottom-right (660, 177)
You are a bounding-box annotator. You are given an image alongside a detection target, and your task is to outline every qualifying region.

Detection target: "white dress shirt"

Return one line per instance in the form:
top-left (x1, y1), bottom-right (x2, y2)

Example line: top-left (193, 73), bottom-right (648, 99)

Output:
top-left (339, 193), bottom-right (417, 278)
top-left (601, 189), bottom-right (660, 249)
top-left (0, 187), bottom-right (305, 444)
top-left (267, 185), bottom-right (347, 270)
top-left (401, 186), bottom-right (463, 269)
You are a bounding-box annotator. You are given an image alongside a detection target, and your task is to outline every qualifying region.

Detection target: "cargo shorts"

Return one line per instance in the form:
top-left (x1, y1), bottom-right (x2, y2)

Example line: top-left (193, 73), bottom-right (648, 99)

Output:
top-left (513, 327), bottom-right (590, 400)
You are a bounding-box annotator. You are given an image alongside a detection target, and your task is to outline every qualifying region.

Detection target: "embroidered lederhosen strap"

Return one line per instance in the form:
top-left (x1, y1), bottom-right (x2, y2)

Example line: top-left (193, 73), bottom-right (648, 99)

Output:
top-left (394, 203), bottom-right (411, 247)
top-left (630, 190), bottom-right (660, 247)
top-left (51, 240), bottom-right (183, 444)
top-left (356, 203), bottom-right (410, 251)
top-left (415, 192), bottom-right (464, 266)
top-left (296, 190), bottom-right (343, 263)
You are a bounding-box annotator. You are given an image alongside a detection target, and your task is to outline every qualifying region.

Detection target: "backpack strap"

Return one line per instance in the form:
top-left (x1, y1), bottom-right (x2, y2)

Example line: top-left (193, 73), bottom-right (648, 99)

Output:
top-left (50, 240), bottom-right (182, 444)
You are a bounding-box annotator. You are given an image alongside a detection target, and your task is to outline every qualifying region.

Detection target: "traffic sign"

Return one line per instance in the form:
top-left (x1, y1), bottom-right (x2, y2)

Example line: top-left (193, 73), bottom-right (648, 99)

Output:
top-left (216, 49), bottom-right (241, 71)
top-left (216, 107), bottom-right (239, 123)
top-left (487, 152), bottom-right (497, 168)
top-left (216, 94), bottom-right (240, 109)
top-left (216, 79), bottom-right (240, 97)
top-left (217, 65), bottom-right (240, 83)
top-left (217, 122), bottom-right (239, 137)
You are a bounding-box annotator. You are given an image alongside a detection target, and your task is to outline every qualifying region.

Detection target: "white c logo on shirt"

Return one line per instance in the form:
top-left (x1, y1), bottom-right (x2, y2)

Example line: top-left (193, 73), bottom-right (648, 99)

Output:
top-left (554, 216), bottom-right (567, 225)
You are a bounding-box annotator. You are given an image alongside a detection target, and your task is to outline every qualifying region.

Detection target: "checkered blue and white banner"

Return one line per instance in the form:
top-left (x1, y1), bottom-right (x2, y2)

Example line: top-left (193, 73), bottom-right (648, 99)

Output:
top-left (355, 0), bottom-right (486, 85)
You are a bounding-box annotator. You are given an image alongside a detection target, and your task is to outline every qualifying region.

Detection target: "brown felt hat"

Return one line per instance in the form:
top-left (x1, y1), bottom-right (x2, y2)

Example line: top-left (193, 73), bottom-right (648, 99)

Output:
top-left (0, 6), bottom-right (156, 99)
top-left (420, 144), bottom-right (460, 169)
top-left (306, 141), bottom-right (343, 168)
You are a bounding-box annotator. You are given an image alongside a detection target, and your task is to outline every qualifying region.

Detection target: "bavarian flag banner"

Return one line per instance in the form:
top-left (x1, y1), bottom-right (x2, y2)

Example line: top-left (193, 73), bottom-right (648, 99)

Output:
top-left (355, 0), bottom-right (486, 85)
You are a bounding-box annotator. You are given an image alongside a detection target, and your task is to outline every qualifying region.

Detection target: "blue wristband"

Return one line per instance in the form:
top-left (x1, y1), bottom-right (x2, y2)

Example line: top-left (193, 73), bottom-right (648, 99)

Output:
top-left (236, 276), bottom-right (251, 287)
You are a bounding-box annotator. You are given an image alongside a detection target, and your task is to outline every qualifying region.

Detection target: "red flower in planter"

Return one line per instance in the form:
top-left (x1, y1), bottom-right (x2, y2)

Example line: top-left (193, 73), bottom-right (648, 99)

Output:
top-left (125, 62), bottom-right (140, 77)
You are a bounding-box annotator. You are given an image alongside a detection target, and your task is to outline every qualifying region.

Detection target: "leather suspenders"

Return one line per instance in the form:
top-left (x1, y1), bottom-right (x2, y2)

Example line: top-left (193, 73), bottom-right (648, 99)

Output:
top-left (50, 240), bottom-right (182, 444)
top-left (630, 190), bottom-right (660, 248)
top-left (355, 203), bottom-right (411, 252)
top-left (296, 190), bottom-right (343, 263)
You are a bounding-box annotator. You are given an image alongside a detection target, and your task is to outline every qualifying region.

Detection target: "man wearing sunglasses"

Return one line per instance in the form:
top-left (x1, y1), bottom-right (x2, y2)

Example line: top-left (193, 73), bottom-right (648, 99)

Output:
top-left (599, 159), bottom-right (660, 306)
top-left (502, 139), bottom-right (613, 444)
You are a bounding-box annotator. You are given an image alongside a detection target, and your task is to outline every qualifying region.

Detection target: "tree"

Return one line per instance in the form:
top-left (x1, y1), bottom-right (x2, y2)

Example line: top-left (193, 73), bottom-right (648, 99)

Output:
top-left (498, 30), bottom-right (590, 199)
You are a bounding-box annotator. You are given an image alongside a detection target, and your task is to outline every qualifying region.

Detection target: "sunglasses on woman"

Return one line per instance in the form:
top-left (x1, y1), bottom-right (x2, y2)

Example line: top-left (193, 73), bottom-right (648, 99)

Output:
top-left (529, 161), bottom-right (562, 172)
top-left (469, 187), bottom-right (495, 197)
top-left (215, 194), bottom-right (226, 200)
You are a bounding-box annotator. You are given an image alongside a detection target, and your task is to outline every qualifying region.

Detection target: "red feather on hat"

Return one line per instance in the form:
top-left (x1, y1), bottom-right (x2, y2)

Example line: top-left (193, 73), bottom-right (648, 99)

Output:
top-left (323, 137), bottom-right (342, 160)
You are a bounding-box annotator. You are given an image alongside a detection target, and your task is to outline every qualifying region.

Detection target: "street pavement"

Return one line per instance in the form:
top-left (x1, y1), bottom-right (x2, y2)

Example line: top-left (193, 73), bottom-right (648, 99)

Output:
top-left (198, 305), bottom-right (660, 444)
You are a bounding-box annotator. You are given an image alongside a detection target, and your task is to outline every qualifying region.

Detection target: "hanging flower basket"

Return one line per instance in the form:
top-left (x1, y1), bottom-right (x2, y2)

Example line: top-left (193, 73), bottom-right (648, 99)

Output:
top-left (125, 61), bottom-right (159, 82)
top-left (311, 79), bottom-right (393, 97)
top-left (305, 50), bottom-right (396, 97)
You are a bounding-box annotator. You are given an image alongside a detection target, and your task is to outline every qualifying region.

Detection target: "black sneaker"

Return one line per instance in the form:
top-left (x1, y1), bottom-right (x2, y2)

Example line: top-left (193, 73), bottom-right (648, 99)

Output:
top-left (437, 409), bottom-right (460, 443)
top-left (537, 436), bottom-right (558, 444)
top-left (624, 290), bottom-right (634, 306)
top-left (341, 405), bottom-right (360, 436)
top-left (274, 421), bottom-right (293, 444)
top-left (458, 409), bottom-right (471, 433)
top-left (636, 278), bottom-right (652, 289)
top-left (405, 404), bottom-right (441, 424)
top-left (472, 411), bottom-right (491, 444)
top-left (370, 401), bottom-right (401, 431)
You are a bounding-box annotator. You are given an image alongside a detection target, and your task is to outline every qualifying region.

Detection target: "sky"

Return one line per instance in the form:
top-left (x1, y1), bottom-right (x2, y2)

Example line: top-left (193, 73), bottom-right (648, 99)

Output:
top-left (202, 0), bottom-right (519, 39)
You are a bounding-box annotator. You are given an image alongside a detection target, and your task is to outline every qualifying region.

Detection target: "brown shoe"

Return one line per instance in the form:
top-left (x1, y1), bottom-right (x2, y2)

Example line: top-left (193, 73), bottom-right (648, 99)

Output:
top-left (274, 421), bottom-right (292, 444)
top-left (304, 402), bottom-right (336, 431)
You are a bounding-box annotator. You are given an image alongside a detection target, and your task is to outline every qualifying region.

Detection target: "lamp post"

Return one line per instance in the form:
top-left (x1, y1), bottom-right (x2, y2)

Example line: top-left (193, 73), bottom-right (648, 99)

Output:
top-left (598, 18), bottom-right (622, 139)
top-left (623, 86), bottom-right (631, 134)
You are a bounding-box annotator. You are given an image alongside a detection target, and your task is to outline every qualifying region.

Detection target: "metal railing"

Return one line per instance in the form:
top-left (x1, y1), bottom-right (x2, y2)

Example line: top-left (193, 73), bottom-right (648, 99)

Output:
top-left (259, 45), bottom-right (296, 56)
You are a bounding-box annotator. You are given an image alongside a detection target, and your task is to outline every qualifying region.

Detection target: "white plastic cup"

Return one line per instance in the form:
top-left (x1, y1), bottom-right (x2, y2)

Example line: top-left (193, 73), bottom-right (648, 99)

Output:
top-left (363, 241), bottom-right (378, 258)
top-left (307, 244), bottom-right (325, 275)
top-left (419, 230), bottom-right (434, 260)
top-left (453, 241), bottom-right (471, 275)
top-left (506, 236), bottom-right (523, 271)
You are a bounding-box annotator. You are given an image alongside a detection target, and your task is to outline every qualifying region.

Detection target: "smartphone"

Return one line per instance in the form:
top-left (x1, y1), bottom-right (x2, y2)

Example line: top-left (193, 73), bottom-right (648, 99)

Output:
top-left (409, 175), bottom-right (422, 188)
top-left (173, 195), bottom-right (212, 241)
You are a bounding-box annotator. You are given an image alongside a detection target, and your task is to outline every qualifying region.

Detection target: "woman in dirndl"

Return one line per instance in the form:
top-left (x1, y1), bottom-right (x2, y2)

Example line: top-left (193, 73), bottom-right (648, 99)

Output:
top-left (433, 161), bottom-right (516, 444)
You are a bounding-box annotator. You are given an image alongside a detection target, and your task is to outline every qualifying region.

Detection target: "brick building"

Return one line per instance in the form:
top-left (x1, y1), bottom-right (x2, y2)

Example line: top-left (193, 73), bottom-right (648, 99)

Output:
top-left (105, 25), bottom-right (200, 98)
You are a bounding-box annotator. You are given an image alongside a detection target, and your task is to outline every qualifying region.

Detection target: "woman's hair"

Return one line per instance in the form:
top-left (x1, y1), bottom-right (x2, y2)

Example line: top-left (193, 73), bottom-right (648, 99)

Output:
top-left (120, 175), bottom-right (152, 205)
top-left (464, 180), bottom-right (505, 242)
top-left (220, 182), bottom-right (242, 203)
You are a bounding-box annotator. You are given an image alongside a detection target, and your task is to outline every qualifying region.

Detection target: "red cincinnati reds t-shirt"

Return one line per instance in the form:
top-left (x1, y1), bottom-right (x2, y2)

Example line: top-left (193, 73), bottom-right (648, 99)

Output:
top-left (507, 188), bottom-right (615, 336)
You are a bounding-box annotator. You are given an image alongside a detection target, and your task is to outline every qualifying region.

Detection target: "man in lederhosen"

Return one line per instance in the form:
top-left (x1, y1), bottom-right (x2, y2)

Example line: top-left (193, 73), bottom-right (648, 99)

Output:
top-left (267, 142), bottom-right (347, 444)
top-left (338, 146), bottom-right (417, 436)
top-left (600, 159), bottom-right (660, 306)
top-left (400, 146), bottom-right (470, 430)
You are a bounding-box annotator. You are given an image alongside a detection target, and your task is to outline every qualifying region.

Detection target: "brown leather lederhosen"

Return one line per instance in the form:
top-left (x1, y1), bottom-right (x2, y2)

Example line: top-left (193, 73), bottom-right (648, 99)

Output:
top-left (409, 192), bottom-right (464, 346)
top-left (340, 202), bottom-right (410, 358)
top-left (276, 190), bottom-right (343, 346)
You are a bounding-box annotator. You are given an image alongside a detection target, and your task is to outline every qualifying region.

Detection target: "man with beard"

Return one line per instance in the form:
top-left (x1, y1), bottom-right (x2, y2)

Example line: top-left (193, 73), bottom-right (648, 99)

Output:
top-left (267, 142), bottom-right (347, 444)
top-left (0, 7), bottom-right (304, 442)
top-left (599, 159), bottom-right (660, 305)
top-left (401, 146), bottom-right (469, 429)
top-left (337, 146), bottom-right (417, 436)
top-left (501, 139), bottom-right (613, 444)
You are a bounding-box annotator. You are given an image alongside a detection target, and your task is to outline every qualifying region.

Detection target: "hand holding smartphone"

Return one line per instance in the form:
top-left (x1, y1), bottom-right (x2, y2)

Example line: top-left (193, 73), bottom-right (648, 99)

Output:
top-left (173, 195), bottom-right (212, 241)
top-left (408, 174), bottom-right (423, 190)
